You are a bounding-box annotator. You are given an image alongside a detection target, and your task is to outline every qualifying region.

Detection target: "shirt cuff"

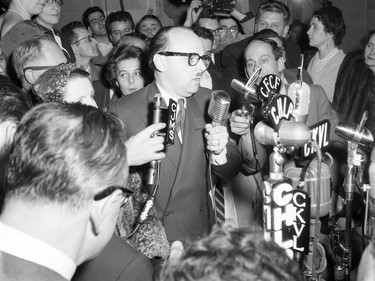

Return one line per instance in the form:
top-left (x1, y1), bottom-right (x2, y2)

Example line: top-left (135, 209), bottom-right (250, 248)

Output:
top-left (211, 147), bottom-right (228, 165)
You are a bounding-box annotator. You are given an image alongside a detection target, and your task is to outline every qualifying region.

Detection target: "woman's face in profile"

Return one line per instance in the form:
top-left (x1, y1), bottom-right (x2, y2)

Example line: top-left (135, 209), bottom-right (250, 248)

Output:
top-left (64, 77), bottom-right (98, 108)
top-left (364, 33), bottom-right (375, 71)
top-left (116, 58), bottom-right (145, 96)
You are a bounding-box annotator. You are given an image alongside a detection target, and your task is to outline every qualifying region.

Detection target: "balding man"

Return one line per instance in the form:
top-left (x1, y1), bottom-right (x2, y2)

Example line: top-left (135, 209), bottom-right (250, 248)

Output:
top-left (109, 26), bottom-right (241, 244)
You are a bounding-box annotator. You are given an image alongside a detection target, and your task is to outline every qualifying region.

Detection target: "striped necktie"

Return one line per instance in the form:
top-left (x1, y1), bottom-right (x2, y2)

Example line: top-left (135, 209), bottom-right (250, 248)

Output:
top-left (176, 99), bottom-right (185, 142)
top-left (215, 180), bottom-right (225, 224)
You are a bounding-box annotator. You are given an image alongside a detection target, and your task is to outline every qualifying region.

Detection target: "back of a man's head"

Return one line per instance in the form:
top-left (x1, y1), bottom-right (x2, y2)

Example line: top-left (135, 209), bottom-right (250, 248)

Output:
top-left (160, 224), bottom-right (303, 281)
top-left (12, 34), bottom-right (56, 84)
top-left (4, 102), bottom-right (128, 210)
top-left (0, 75), bottom-right (31, 126)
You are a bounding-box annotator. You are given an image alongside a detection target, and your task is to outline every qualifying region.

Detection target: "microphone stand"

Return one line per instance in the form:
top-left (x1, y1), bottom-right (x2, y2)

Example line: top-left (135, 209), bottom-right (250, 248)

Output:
top-left (341, 114), bottom-right (369, 280)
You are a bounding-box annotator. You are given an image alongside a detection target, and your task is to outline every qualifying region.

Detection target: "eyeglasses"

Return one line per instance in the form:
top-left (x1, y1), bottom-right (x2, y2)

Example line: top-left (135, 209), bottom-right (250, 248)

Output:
top-left (93, 185), bottom-right (133, 204)
top-left (211, 28), bottom-right (222, 36)
top-left (45, 0), bottom-right (64, 7)
top-left (219, 26), bottom-right (238, 34)
top-left (23, 62), bottom-right (65, 74)
top-left (73, 34), bottom-right (94, 45)
top-left (158, 52), bottom-right (211, 67)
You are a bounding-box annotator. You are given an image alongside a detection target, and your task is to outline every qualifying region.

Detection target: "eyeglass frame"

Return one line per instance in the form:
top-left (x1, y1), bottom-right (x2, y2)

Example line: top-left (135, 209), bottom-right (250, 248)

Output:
top-left (23, 62), bottom-right (66, 75)
top-left (93, 185), bottom-right (133, 203)
top-left (72, 34), bottom-right (95, 45)
top-left (219, 26), bottom-right (239, 34)
top-left (45, 0), bottom-right (64, 7)
top-left (157, 51), bottom-right (211, 67)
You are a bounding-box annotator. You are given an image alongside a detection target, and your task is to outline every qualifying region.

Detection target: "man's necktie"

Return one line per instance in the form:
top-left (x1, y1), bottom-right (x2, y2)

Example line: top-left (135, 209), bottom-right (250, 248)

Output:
top-left (215, 180), bottom-right (225, 224)
top-left (176, 99), bottom-right (185, 142)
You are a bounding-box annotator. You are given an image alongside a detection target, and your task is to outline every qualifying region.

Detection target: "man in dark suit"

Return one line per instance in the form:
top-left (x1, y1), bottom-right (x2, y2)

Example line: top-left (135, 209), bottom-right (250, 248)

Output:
top-left (109, 26), bottom-right (241, 245)
top-left (220, 1), bottom-right (301, 90)
top-left (0, 103), bottom-right (131, 281)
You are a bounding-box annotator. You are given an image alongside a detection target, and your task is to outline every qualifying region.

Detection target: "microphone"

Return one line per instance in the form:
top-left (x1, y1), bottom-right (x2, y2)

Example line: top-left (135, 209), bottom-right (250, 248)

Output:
top-left (231, 78), bottom-right (259, 103)
top-left (287, 81), bottom-right (310, 123)
top-left (254, 120), bottom-right (311, 147)
top-left (208, 90), bottom-right (231, 126)
top-left (147, 94), bottom-right (163, 186)
top-left (335, 122), bottom-right (374, 146)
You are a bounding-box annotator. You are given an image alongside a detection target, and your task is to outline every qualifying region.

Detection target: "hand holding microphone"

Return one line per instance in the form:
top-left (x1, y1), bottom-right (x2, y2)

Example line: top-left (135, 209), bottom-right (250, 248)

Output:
top-left (230, 110), bottom-right (251, 135)
top-left (206, 90), bottom-right (231, 155)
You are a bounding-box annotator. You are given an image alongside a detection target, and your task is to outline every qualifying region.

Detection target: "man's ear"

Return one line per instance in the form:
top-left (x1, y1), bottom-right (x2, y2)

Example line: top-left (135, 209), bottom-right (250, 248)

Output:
top-left (88, 26), bottom-right (93, 33)
top-left (24, 69), bottom-right (38, 85)
top-left (277, 57), bottom-right (286, 72)
top-left (153, 54), bottom-right (167, 72)
top-left (89, 191), bottom-right (122, 236)
top-left (282, 24), bottom-right (290, 38)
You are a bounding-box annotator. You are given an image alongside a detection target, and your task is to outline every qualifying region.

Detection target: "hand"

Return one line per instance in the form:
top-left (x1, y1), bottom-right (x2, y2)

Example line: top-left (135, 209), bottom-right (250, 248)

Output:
top-left (205, 123), bottom-right (228, 155)
top-left (230, 110), bottom-right (250, 135)
top-left (183, 0), bottom-right (203, 27)
top-left (126, 123), bottom-right (166, 166)
top-left (169, 240), bottom-right (184, 263)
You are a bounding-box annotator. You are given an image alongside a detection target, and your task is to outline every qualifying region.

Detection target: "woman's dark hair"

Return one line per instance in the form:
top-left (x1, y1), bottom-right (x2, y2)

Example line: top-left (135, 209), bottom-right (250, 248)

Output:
top-left (313, 6), bottom-right (346, 46)
top-left (360, 30), bottom-right (375, 50)
top-left (105, 45), bottom-right (152, 90)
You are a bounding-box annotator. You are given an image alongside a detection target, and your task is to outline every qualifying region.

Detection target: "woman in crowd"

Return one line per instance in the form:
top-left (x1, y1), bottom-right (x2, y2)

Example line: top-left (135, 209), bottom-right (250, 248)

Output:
top-left (0, 0), bottom-right (45, 37)
top-left (105, 45), bottom-right (152, 98)
top-left (364, 30), bottom-right (375, 73)
top-left (32, 63), bottom-right (97, 106)
top-left (33, 0), bottom-right (75, 62)
top-left (306, 4), bottom-right (346, 102)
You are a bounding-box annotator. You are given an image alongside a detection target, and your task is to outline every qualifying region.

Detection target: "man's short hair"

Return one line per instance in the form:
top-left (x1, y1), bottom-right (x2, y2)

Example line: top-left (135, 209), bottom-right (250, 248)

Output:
top-left (82, 6), bottom-right (104, 29)
top-left (0, 75), bottom-right (31, 124)
top-left (313, 5), bottom-right (346, 46)
top-left (159, 223), bottom-right (303, 281)
top-left (247, 36), bottom-right (284, 61)
top-left (105, 11), bottom-right (134, 35)
top-left (192, 26), bottom-right (214, 42)
top-left (135, 15), bottom-right (162, 33)
top-left (258, 1), bottom-right (291, 25)
top-left (12, 34), bottom-right (56, 81)
top-left (148, 26), bottom-right (192, 72)
top-left (61, 21), bottom-right (86, 44)
top-left (5, 103), bottom-right (128, 210)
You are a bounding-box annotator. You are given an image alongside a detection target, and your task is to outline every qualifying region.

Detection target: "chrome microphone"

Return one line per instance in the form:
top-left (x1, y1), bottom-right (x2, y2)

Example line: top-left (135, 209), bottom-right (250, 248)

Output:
top-left (231, 78), bottom-right (259, 103)
top-left (208, 90), bottom-right (231, 126)
top-left (335, 122), bottom-right (374, 146)
top-left (254, 120), bottom-right (311, 147)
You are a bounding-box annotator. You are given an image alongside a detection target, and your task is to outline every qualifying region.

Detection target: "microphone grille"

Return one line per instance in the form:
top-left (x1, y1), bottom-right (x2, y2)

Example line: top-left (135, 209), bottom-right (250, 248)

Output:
top-left (208, 90), bottom-right (231, 123)
top-left (287, 81), bottom-right (310, 116)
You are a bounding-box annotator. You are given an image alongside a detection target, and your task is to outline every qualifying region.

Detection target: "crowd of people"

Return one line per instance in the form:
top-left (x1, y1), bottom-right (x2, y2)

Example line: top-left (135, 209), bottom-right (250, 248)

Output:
top-left (0, 0), bottom-right (375, 280)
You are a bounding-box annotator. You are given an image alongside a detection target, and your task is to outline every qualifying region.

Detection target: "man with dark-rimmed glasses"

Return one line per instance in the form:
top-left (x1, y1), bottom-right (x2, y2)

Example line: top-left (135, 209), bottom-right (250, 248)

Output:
top-left (0, 102), bottom-right (145, 280)
top-left (109, 26), bottom-right (241, 246)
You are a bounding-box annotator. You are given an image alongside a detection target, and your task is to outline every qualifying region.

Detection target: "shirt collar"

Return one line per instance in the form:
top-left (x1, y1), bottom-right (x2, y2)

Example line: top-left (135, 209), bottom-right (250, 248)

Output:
top-left (0, 221), bottom-right (76, 280)
top-left (155, 81), bottom-right (186, 108)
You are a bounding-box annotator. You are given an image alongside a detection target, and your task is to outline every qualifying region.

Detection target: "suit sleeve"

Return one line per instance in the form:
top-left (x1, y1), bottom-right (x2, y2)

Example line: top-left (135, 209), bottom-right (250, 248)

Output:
top-left (211, 138), bottom-right (242, 180)
top-left (117, 255), bottom-right (153, 281)
top-left (315, 85), bottom-right (344, 145)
